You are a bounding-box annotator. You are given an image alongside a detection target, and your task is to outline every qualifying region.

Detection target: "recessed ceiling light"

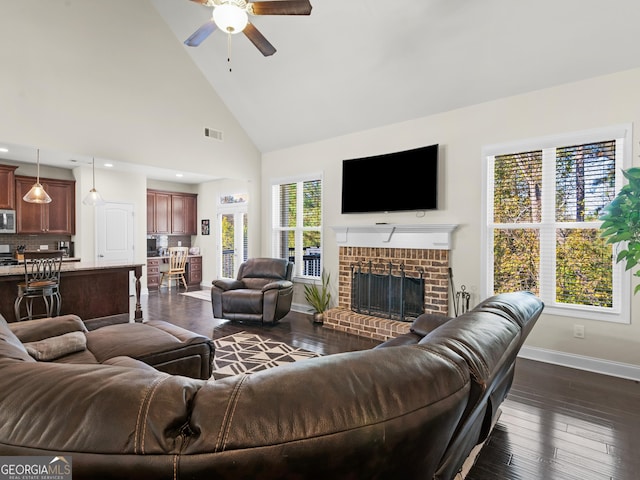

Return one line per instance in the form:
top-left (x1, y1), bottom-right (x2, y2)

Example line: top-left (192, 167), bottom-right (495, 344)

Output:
top-left (176, 173), bottom-right (184, 178)
top-left (0, 147), bottom-right (9, 153)
top-left (104, 163), bottom-right (113, 168)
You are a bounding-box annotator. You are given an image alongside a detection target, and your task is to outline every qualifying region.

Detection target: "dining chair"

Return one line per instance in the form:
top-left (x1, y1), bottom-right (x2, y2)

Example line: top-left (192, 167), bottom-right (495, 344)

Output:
top-left (160, 247), bottom-right (189, 291)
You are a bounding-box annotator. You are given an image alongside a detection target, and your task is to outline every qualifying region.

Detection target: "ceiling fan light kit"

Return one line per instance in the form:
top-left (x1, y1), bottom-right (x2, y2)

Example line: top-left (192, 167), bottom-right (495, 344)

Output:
top-left (212, 2), bottom-right (248, 33)
top-left (185, 0), bottom-right (312, 56)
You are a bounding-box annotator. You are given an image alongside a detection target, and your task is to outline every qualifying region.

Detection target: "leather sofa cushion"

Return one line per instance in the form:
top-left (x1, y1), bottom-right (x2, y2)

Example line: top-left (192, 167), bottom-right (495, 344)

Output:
top-left (240, 257), bottom-right (290, 279)
top-left (0, 314), bottom-right (35, 363)
top-left (410, 313), bottom-right (452, 337)
top-left (374, 313), bottom-right (452, 349)
top-left (474, 291), bottom-right (543, 344)
top-left (374, 333), bottom-right (422, 347)
top-left (221, 289), bottom-right (264, 314)
top-left (9, 314), bottom-right (87, 343)
top-left (86, 322), bottom-right (201, 362)
top-left (23, 331), bottom-right (87, 361)
top-left (102, 355), bottom-right (160, 372)
top-left (51, 348), bottom-right (99, 364)
top-left (421, 312), bottom-right (521, 384)
top-left (184, 346), bottom-right (471, 463)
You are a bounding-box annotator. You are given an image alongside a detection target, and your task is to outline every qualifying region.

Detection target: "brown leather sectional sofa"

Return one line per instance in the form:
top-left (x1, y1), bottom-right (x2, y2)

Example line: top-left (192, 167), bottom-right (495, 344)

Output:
top-left (0, 291), bottom-right (543, 480)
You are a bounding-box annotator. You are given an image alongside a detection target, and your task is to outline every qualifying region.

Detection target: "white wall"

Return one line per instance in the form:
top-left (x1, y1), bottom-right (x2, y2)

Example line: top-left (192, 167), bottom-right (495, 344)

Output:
top-left (0, 0), bottom-right (262, 286)
top-left (195, 178), bottom-right (261, 287)
top-left (73, 166), bottom-right (147, 266)
top-left (262, 68), bottom-right (640, 370)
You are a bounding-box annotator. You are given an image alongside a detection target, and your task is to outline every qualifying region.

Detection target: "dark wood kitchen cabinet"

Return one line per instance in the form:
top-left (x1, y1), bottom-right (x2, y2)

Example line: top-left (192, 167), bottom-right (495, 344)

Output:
top-left (147, 258), bottom-right (161, 290)
top-left (171, 194), bottom-right (198, 235)
top-left (147, 190), bottom-right (171, 234)
top-left (15, 176), bottom-right (75, 234)
top-left (147, 255), bottom-right (201, 290)
top-left (0, 165), bottom-right (18, 209)
top-left (147, 189), bottom-right (197, 235)
top-left (187, 256), bottom-right (202, 285)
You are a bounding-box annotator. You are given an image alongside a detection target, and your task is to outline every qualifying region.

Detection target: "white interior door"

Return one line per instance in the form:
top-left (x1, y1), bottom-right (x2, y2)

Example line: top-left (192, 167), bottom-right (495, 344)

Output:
top-left (97, 202), bottom-right (135, 263)
top-left (97, 202), bottom-right (135, 294)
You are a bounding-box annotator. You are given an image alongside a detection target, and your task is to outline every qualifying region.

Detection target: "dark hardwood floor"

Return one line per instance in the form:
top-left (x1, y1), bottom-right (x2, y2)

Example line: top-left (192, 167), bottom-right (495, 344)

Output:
top-left (140, 288), bottom-right (640, 480)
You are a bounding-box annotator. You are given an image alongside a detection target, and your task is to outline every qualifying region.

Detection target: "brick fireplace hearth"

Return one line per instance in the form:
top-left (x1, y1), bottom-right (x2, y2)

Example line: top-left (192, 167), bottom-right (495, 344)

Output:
top-left (323, 224), bottom-right (457, 341)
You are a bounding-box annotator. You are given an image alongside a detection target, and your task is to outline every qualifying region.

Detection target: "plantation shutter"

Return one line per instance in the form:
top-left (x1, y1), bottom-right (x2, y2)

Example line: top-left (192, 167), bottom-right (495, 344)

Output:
top-left (554, 141), bottom-right (616, 223)
top-left (272, 176), bottom-right (323, 278)
top-left (485, 125), bottom-right (631, 322)
top-left (550, 140), bottom-right (617, 307)
top-left (272, 182), bottom-right (297, 260)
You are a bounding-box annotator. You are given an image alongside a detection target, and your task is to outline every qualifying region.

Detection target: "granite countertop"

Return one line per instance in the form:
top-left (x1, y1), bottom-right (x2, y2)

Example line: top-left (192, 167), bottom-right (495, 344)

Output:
top-left (0, 261), bottom-right (144, 278)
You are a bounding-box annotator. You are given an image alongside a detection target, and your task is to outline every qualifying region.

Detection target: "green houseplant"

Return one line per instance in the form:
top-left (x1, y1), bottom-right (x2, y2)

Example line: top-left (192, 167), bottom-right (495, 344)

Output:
top-left (304, 270), bottom-right (332, 323)
top-left (599, 167), bottom-right (640, 295)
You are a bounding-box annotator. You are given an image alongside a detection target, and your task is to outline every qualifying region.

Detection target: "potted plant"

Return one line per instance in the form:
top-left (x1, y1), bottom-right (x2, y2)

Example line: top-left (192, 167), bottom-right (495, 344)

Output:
top-left (304, 270), bottom-right (332, 323)
top-left (599, 167), bottom-right (640, 295)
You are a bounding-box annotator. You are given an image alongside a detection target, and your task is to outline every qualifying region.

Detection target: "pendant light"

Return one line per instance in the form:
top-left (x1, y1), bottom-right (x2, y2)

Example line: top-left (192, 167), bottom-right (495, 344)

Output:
top-left (83, 157), bottom-right (105, 206)
top-left (23, 149), bottom-right (52, 204)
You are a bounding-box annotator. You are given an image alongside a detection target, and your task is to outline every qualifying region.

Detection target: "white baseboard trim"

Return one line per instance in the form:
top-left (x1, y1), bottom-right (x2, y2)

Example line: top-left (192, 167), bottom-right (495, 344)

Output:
top-left (519, 346), bottom-right (640, 382)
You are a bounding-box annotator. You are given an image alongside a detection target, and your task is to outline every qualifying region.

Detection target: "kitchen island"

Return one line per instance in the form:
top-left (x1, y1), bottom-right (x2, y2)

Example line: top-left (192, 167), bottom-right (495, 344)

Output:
top-left (0, 261), bottom-right (144, 322)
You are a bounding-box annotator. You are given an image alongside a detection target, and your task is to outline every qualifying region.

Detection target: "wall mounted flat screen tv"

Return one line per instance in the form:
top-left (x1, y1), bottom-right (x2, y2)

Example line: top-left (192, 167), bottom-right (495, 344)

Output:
top-left (341, 144), bottom-right (438, 214)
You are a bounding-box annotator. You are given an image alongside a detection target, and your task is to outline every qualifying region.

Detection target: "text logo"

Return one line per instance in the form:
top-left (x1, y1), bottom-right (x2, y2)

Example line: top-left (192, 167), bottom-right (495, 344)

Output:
top-left (0, 456), bottom-right (72, 480)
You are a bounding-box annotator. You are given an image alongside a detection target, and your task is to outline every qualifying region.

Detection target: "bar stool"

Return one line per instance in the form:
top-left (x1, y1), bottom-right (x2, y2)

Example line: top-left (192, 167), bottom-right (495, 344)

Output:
top-left (14, 250), bottom-right (63, 321)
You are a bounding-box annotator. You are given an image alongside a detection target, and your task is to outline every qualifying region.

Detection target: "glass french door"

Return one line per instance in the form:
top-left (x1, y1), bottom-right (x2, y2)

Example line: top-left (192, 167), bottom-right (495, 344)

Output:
top-left (218, 210), bottom-right (248, 278)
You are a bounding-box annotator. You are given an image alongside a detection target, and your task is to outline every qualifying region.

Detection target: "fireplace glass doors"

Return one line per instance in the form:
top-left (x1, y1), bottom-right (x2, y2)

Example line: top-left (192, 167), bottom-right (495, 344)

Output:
top-left (350, 262), bottom-right (424, 322)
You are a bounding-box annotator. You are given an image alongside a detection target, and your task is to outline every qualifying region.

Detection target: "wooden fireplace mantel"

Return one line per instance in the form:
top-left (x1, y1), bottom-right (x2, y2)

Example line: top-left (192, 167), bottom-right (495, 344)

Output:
top-left (331, 224), bottom-right (458, 250)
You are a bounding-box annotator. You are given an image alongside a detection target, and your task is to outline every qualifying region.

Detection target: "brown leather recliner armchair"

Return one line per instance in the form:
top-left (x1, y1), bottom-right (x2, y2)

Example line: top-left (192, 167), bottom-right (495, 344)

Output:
top-left (211, 258), bottom-right (294, 324)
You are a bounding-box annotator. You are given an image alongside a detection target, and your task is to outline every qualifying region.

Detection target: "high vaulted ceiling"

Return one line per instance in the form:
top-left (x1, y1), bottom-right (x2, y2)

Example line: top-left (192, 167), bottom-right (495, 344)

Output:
top-left (151, 0), bottom-right (640, 153)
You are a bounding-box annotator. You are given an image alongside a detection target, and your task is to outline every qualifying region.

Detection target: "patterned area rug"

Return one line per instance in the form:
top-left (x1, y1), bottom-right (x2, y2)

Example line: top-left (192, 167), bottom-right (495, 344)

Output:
top-left (212, 332), bottom-right (321, 380)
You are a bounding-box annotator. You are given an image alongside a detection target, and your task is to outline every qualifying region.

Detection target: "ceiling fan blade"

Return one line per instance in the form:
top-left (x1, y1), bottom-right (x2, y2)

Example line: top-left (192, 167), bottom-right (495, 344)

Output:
top-left (184, 20), bottom-right (217, 47)
top-left (249, 0), bottom-right (312, 16)
top-left (243, 22), bottom-right (276, 56)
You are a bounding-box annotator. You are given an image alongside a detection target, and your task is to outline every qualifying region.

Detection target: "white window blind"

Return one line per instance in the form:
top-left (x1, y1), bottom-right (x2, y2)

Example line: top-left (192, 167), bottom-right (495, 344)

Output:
top-left (271, 176), bottom-right (323, 279)
top-left (484, 125), bottom-right (631, 323)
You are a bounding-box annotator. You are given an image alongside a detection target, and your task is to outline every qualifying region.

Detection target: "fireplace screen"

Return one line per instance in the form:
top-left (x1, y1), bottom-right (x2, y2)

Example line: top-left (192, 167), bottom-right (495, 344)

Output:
top-left (351, 262), bottom-right (424, 322)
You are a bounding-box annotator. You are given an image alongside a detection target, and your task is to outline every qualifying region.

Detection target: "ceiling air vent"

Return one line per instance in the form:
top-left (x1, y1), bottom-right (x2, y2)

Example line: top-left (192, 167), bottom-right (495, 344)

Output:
top-left (204, 127), bottom-right (223, 141)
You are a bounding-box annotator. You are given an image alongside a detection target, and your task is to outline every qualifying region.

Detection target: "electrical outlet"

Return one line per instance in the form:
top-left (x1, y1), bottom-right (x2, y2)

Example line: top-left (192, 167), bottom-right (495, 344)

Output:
top-left (39, 245), bottom-right (49, 250)
top-left (573, 324), bottom-right (585, 339)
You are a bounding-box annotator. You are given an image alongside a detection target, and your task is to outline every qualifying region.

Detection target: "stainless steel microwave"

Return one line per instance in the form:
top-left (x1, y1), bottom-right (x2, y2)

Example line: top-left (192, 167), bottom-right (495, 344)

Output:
top-left (0, 209), bottom-right (16, 234)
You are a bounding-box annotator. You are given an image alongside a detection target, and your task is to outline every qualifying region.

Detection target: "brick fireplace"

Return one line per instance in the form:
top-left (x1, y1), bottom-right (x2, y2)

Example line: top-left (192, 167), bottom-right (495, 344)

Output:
top-left (323, 224), bottom-right (457, 341)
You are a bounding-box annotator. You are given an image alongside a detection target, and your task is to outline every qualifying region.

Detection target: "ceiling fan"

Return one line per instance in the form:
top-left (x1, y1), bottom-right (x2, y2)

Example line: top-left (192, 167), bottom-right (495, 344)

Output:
top-left (184, 0), bottom-right (313, 57)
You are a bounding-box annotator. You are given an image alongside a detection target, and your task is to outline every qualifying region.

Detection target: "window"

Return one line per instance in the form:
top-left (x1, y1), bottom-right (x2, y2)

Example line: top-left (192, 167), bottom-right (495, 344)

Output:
top-left (218, 193), bottom-right (248, 278)
top-left (483, 125), bottom-right (631, 323)
top-left (272, 176), bottom-right (322, 279)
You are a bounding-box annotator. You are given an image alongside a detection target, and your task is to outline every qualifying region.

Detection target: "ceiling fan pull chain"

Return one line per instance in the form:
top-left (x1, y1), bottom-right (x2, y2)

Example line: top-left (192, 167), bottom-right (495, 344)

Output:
top-left (227, 32), bottom-right (233, 72)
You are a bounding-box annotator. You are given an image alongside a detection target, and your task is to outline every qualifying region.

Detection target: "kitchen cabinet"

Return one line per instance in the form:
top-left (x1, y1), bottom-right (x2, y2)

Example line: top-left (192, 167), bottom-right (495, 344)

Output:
top-left (0, 165), bottom-right (17, 209)
top-left (147, 189), bottom-right (197, 235)
top-left (147, 258), bottom-right (161, 290)
top-left (15, 176), bottom-right (76, 234)
top-left (184, 195), bottom-right (198, 235)
top-left (187, 256), bottom-right (202, 286)
top-left (171, 194), bottom-right (198, 235)
top-left (147, 191), bottom-right (171, 234)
